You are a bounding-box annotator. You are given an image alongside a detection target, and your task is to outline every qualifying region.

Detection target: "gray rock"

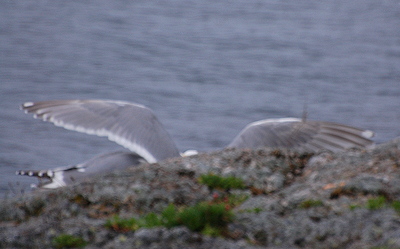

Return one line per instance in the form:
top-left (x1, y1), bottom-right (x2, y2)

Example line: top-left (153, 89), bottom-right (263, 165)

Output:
top-left (1, 139), bottom-right (400, 248)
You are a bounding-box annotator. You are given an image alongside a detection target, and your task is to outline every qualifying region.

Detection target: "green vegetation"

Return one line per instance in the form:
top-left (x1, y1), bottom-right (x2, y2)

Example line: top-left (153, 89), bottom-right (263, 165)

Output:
top-left (198, 173), bottom-right (246, 191)
top-left (106, 173), bottom-right (250, 237)
top-left (366, 196), bottom-right (387, 210)
top-left (106, 201), bottom-right (234, 236)
top-left (390, 200), bottom-right (400, 214)
top-left (350, 196), bottom-right (400, 214)
top-left (349, 204), bottom-right (361, 210)
top-left (104, 206), bottom-right (180, 232)
top-left (177, 202), bottom-right (233, 232)
top-left (368, 196), bottom-right (400, 214)
top-left (104, 215), bottom-right (139, 232)
top-left (223, 193), bottom-right (249, 207)
top-left (238, 207), bottom-right (263, 214)
top-left (52, 234), bottom-right (87, 249)
top-left (298, 199), bottom-right (324, 209)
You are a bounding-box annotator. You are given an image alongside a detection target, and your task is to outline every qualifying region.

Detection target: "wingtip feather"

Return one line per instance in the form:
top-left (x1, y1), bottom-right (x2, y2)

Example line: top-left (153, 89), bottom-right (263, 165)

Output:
top-left (362, 130), bottom-right (375, 139)
top-left (22, 101), bottom-right (34, 108)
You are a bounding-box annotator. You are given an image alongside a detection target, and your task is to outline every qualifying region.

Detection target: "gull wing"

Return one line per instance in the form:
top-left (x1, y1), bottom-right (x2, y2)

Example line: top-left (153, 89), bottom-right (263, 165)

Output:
top-left (16, 151), bottom-right (145, 188)
top-left (21, 99), bottom-right (181, 163)
top-left (227, 118), bottom-right (374, 152)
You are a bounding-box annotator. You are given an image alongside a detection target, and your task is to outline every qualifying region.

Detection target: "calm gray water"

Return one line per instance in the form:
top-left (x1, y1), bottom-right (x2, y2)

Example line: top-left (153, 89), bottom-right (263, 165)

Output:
top-left (1, 0), bottom-right (400, 198)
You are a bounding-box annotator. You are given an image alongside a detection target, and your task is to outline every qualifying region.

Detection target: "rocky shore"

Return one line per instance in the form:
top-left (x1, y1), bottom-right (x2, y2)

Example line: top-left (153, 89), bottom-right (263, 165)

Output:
top-left (1, 139), bottom-right (400, 249)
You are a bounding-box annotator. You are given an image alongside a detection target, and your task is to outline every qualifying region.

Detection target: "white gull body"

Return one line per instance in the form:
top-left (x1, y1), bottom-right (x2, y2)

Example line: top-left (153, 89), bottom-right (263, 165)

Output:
top-left (16, 99), bottom-right (375, 189)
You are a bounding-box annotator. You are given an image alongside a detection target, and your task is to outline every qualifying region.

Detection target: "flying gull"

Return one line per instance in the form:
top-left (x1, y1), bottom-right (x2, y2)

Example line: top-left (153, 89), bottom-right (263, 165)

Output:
top-left (16, 99), bottom-right (374, 188)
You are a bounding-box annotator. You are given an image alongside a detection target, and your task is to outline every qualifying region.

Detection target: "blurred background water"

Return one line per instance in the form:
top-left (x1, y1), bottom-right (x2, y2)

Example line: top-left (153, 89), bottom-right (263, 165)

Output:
top-left (1, 0), bottom-right (399, 198)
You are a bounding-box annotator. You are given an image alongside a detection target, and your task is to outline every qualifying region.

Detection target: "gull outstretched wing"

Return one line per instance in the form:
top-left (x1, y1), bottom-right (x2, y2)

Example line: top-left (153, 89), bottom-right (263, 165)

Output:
top-left (22, 99), bottom-right (180, 163)
top-left (228, 118), bottom-right (374, 152)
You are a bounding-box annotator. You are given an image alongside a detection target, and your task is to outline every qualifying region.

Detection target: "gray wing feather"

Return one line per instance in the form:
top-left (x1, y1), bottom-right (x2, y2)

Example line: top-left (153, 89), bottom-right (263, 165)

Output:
top-left (17, 151), bottom-right (145, 188)
top-left (228, 118), bottom-right (374, 152)
top-left (21, 100), bottom-right (180, 162)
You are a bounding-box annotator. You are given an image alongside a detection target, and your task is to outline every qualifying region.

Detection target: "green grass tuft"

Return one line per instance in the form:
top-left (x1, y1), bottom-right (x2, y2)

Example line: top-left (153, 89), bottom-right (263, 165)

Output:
top-left (366, 196), bottom-right (386, 210)
top-left (105, 215), bottom-right (139, 232)
top-left (391, 200), bottom-right (400, 214)
top-left (298, 199), bottom-right (324, 209)
top-left (52, 234), bottom-right (87, 249)
top-left (349, 204), bottom-right (361, 211)
top-left (160, 203), bottom-right (180, 228)
top-left (198, 173), bottom-right (246, 191)
top-left (238, 207), bottom-right (263, 214)
top-left (105, 173), bottom-right (250, 237)
top-left (224, 193), bottom-right (249, 207)
top-left (350, 196), bottom-right (400, 215)
top-left (106, 201), bottom-right (235, 236)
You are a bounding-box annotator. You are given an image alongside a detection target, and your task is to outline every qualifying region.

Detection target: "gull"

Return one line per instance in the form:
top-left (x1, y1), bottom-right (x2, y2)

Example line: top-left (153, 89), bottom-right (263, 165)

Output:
top-left (18, 151), bottom-right (145, 189)
top-left (16, 99), bottom-right (374, 188)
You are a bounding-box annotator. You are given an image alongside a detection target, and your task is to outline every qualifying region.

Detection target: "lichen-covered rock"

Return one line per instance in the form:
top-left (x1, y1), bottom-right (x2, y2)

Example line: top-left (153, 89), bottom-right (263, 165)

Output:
top-left (1, 139), bottom-right (400, 248)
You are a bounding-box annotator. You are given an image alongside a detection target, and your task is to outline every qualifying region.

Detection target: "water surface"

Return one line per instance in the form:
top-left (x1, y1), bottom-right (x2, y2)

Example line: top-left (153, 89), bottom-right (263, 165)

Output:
top-left (1, 0), bottom-right (399, 197)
